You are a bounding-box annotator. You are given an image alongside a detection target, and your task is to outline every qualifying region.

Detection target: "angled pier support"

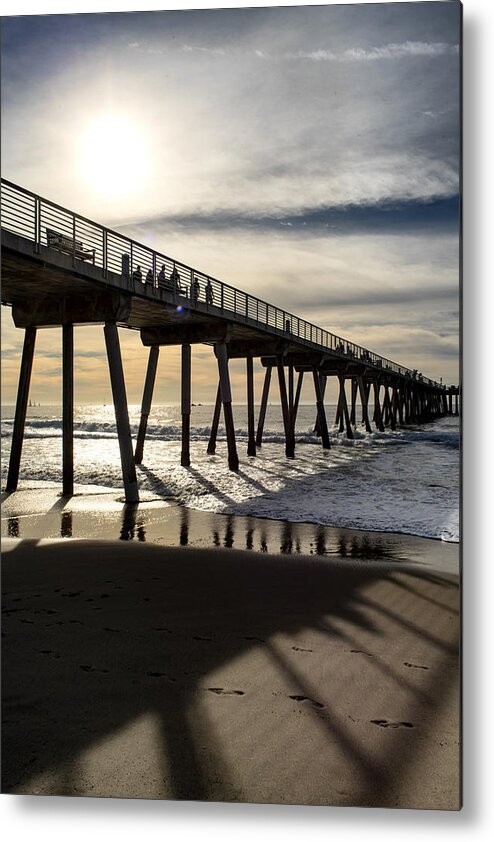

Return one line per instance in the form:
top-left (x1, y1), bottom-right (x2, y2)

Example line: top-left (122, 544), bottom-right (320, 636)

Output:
top-left (373, 381), bottom-right (385, 432)
top-left (135, 345), bottom-right (160, 465)
top-left (293, 370), bottom-right (304, 428)
top-left (246, 356), bottom-right (256, 456)
top-left (277, 358), bottom-right (295, 458)
top-left (104, 322), bottom-right (139, 503)
top-left (6, 326), bottom-right (37, 492)
top-left (312, 369), bottom-right (330, 449)
top-left (216, 342), bottom-right (239, 471)
top-left (314, 374), bottom-right (327, 434)
top-left (207, 383), bottom-right (222, 454)
top-left (62, 324), bottom-right (74, 496)
top-left (181, 344), bottom-right (191, 467)
top-left (256, 364), bottom-right (272, 447)
top-left (338, 375), bottom-right (354, 439)
top-left (357, 376), bottom-right (372, 432)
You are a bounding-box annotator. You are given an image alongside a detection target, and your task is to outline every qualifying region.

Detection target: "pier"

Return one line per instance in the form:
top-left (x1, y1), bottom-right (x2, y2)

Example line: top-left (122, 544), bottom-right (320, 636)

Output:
top-left (1, 179), bottom-right (460, 503)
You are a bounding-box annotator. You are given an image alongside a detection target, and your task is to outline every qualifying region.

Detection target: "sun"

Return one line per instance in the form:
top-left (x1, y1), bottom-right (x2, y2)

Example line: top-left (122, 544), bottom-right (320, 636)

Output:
top-left (79, 114), bottom-right (149, 197)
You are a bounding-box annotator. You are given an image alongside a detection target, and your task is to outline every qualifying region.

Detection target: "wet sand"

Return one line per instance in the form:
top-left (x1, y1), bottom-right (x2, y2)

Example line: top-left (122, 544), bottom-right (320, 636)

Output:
top-left (2, 531), bottom-right (460, 808)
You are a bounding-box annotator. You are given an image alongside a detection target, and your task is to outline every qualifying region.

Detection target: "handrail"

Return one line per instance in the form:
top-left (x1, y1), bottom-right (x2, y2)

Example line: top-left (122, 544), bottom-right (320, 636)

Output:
top-left (0, 178), bottom-right (444, 388)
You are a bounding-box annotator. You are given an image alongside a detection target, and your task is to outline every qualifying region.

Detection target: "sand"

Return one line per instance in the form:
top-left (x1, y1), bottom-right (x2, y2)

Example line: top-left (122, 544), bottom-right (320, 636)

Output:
top-left (1, 535), bottom-right (460, 809)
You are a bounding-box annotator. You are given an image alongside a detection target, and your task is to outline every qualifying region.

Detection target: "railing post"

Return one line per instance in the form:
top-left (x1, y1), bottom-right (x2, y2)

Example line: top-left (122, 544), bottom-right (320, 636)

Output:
top-left (34, 197), bottom-right (40, 253)
top-left (72, 216), bottom-right (76, 267)
top-left (103, 229), bottom-right (107, 277)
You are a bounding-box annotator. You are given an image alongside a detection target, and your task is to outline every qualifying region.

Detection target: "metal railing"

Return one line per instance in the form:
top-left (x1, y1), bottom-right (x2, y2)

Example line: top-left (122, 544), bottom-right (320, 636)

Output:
top-left (1, 179), bottom-right (442, 388)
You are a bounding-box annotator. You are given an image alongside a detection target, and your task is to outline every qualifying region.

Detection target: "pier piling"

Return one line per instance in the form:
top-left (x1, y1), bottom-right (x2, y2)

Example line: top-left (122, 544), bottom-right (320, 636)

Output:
top-left (207, 383), bottom-right (222, 455)
top-left (313, 368), bottom-right (331, 449)
top-left (135, 345), bottom-right (159, 465)
top-left (104, 322), bottom-right (139, 503)
top-left (181, 344), bottom-right (191, 467)
top-left (216, 342), bottom-right (239, 471)
top-left (6, 326), bottom-right (37, 492)
top-left (62, 323), bottom-right (74, 496)
top-left (277, 359), bottom-right (295, 458)
top-left (256, 364), bottom-right (272, 447)
top-left (246, 355), bottom-right (256, 456)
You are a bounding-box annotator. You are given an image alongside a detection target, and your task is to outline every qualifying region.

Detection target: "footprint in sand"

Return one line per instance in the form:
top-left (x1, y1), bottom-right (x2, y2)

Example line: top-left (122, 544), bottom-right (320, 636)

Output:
top-left (289, 695), bottom-right (324, 709)
top-left (79, 664), bottom-right (109, 674)
top-left (370, 719), bottom-right (414, 729)
top-left (207, 688), bottom-right (244, 696)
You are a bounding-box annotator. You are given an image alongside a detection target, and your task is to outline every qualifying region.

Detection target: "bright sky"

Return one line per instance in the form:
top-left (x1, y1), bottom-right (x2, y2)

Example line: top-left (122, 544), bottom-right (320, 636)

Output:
top-left (1, 0), bottom-right (461, 405)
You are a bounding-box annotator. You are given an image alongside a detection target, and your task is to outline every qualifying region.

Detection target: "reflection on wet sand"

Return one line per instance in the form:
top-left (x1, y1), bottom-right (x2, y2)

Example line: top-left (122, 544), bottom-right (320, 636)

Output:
top-left (7, 517), bottom-right (19, 538)
top-left (4, 503), bottom-right (405, 564)
top-left (61, 511), bottom-right (73, 538)
top-left (120, 504), bottom-right (146, 542)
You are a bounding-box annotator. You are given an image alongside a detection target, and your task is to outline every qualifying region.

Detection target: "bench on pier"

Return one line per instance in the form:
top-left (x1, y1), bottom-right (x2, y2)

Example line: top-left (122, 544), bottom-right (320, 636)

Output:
top-left (46, 228), bottom-right (96, 263)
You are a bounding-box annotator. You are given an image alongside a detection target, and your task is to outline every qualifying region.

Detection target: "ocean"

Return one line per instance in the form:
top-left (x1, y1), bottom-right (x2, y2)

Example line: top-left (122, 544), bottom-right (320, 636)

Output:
top-left (1, 402), bottom-right (459, 543)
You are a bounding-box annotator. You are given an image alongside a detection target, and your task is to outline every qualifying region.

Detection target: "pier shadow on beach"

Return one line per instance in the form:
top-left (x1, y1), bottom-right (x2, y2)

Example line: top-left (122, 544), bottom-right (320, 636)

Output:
top-left (2, 538), bottom-right (460, 808)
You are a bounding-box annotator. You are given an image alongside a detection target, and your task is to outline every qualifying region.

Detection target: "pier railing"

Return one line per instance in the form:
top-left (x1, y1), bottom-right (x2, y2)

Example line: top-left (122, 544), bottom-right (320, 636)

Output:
top-left (1, 179), bottom-right (442, 388)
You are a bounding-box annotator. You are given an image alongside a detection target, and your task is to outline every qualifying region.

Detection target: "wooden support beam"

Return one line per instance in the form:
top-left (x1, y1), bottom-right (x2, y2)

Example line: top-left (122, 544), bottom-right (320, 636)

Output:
top-left (288, 365), bottom-right (294, 420)
top-left (207, 383), bottom-right (222, 454)
top-left (382, 385), bottom-right (391, 426)
top-left (6, 326), bottom-right (37, 492)
top-left (338, 375), bottom-right (354, 439)
top-left (135, 345), bottom-right (160, 465)
top-left (246, 355), bottom-right (256, 456)
top-left (216, 342), bottom-right (239, 471)
top-left (312, 369), bottom-right (330, 449)
top-left (396, 386), bottom-right (404, 425)
top-left (62, 323), bottom-right (74, 496)
top-left (256, 364), bottom-right (272, 447)
top-left (104, 322), bottom-right (139, 503)
top-left (357, 375), bottom-right (372, 432)
top-left (293, 370), bottom-right (304, 428)
top-left (181, 343), bottom-right (191, 467)
top-left (455, 392), bottom-right (459, 416)
top-left (448, 393), bottom-right (453, 415)
top-left (350, 377), bottom-right (358, 426)
top-left (373, 381), bottom-right (385, 432)
top-left (277, 359), bottom-right (295, 458)
top-left (314, 374), bottom-right (327, 434)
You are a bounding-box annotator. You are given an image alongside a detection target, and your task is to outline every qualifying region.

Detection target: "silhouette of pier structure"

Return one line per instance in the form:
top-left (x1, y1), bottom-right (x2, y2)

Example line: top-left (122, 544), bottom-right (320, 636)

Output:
top-left (1, 179), bottom-right (460, 502)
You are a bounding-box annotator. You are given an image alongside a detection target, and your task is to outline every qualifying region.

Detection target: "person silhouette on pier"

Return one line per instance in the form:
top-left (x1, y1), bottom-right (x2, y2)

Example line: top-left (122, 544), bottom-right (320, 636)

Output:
top-left (157, 264), bottom-right (166, 287)
top-left (205, 279), bottom-right (214, 305)
top-left (145, 268), bottom-right (154, 284)
top-left (192, 277), bottom-right (200, 304)
top-left (132, 265), bottom-right (142, 282)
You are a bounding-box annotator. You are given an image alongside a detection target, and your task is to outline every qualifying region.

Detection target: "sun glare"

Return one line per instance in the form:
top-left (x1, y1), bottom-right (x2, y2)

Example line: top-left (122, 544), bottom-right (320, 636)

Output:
top-left (79, 114), bottom-right (149, 197)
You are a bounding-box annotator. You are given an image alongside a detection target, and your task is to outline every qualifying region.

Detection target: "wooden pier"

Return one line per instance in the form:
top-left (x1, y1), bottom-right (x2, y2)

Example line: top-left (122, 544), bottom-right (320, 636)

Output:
top-left (1, 179), bottom-right (460, 502)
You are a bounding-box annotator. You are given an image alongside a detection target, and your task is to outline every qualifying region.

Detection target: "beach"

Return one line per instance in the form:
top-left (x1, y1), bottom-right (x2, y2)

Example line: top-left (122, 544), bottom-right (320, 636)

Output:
top-left (2, 520), bottom-right (460, 808)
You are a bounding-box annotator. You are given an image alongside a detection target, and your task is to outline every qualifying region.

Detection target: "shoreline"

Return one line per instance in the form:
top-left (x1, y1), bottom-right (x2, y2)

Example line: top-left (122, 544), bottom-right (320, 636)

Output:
top-left (1, 485), bottom-right (459, 574)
